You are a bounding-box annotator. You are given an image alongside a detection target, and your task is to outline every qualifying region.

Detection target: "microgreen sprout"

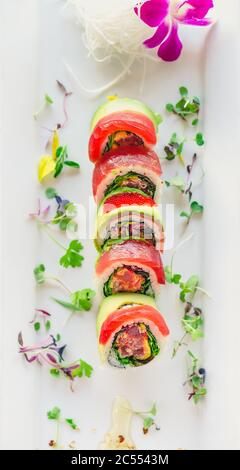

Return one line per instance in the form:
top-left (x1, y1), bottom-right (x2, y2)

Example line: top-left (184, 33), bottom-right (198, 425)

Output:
top-left (53, 288), bottom-right (96, 313)
top-left (18, 331), bottom-right (93, 389)
top-left (172, 303), bottom-right (204, 358)
top-left (30, 193), bottom-right (81, 267)
top-left (164, 154), bottom-right (204, 223)
top-left (56, 80), bottom-right (72, 129)
top-left (33, 93), bottom-right (54, 119)
top-left (47, 406), bottom-right (79, 449)
top-left (33, 264), bottom-right (95, 318)
top-left (166, 86), bottom-right (200, 123)
top-left (31, 189), bottom-right (78, 233)
top-left (180, 200), bottom-right (204, 224)
top-left (164, 133), bottom-right (185, 164)
top-left (184, 351), bottom-right (207, 404)
top-left (134, 403), bottom-right (160, 434)
top-left (30, 308), bottom-right (52, 332)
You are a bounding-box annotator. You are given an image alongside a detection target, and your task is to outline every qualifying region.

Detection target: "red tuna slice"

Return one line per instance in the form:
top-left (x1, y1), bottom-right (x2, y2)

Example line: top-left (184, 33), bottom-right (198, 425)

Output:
top-left (89, 111), bottom-right (157, 163)
top-left (92, 146), bottom-right (162, 204)
top-left (96, 239), bottom-right (165, 284)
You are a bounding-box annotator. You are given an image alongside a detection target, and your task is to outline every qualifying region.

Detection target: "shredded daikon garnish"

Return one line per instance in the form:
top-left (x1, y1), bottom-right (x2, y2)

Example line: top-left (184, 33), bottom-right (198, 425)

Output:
top-left (64, 0), bottom-right (156, 95)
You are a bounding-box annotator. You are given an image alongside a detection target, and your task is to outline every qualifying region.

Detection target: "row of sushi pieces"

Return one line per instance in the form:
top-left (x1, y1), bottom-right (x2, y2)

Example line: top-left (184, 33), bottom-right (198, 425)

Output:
top-left (89, 97), bottom-right (170, 368)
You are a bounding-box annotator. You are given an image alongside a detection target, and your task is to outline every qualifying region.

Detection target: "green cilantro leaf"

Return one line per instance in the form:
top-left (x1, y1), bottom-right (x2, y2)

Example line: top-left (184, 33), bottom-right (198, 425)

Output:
top-left (71, 359), bottom-right (93, 379)
top-left (60, 240), bottom-right (84, 268)
top-left (70, 289), bottom-right (95, 311)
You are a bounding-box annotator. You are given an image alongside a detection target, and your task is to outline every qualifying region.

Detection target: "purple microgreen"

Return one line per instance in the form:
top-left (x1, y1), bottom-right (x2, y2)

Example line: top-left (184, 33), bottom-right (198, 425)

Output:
top-left (164, 133), bottom-right (185, 163)
top-left (56, 80), bottom-right (73, 129)
top-left (185, 351), bottom-right (207, 404)
top-left (30, 309), bottom-right (52, 332)
top-left (186, 153), bottom-right (197, 176)
top-left (18, 332), bottom-right (93, 387)
top-left (29, 199), bottom-right (50, 220)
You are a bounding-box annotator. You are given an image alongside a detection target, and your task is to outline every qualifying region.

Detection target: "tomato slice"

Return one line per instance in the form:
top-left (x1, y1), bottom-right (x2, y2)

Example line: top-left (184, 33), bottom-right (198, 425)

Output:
top-left (89, 111), bottom-right (157, 163)
top-left (103, 192), bottom-right (156, 214)
top-left (99, 305), bottom-right (169, 345)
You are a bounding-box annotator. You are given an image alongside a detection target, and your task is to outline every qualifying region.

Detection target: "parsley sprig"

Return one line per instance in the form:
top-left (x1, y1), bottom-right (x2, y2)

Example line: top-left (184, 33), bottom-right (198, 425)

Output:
top-left (184, 351), bottom-right (207, 404)
top-left (47, 406), bottom-right (79, 449)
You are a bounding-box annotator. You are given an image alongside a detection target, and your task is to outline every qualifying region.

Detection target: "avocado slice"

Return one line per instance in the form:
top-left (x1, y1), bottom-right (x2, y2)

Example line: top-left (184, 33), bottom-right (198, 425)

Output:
top-left (96, 293), bottom-right (156, 336)
top-left (90, 97), bottom-right (162, 132)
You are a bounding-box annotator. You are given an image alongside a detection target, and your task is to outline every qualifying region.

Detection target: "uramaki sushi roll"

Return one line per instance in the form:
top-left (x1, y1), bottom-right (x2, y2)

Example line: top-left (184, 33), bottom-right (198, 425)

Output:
top-left (92, 146), bottom-right (163, 204)
top-left (94, 191), bottom-right (164, 252)
top-left (97, 294), bottom-right (169, 368)
top-left (89, 97), bottom-right (161, 163)
top-left (95, 239), bottom-right (165, 298)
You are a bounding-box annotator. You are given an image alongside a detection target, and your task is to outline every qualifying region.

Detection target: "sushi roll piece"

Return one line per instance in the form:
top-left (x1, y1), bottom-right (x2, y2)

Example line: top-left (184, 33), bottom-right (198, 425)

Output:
top-left (95, 239), bottom-right (165, 298)
top-left (95, 190), bottom-right (164, 252)
top-left (97, 293), bottom-right (170, 368)
top-left (92, 146), bottom-right (163, 204)
top-left (89, 97), bottom-right (162, 163)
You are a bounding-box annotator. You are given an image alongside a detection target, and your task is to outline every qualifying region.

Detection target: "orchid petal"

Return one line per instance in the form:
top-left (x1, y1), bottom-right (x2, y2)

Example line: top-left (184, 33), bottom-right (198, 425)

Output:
top-left (184, 0), bottom-right (213, 9)
top-left (180, 17), bottom-right (212, 25)
top-left (144, 21), bottom-right (170, 49)
top-left (157, 23), bottom-right (183, 62)
top-left (177, 0), bottom-right (214, 22)
top-left (135, 0), bottom-right (169, 28)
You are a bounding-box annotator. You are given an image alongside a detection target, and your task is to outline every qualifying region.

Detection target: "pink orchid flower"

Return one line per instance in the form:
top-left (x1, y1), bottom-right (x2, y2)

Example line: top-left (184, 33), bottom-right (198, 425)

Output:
top-left (135, 0), bottom-right (214, 62)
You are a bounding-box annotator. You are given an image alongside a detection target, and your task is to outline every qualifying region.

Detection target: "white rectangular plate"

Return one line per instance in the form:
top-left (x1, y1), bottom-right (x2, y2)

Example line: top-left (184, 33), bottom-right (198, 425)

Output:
top-left (0, 0), bottom-right (240, 450)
